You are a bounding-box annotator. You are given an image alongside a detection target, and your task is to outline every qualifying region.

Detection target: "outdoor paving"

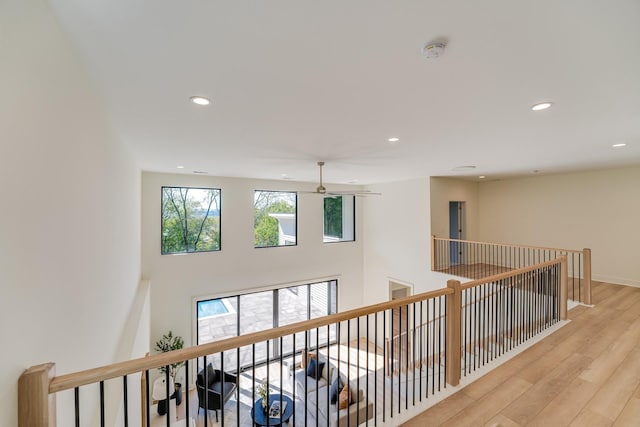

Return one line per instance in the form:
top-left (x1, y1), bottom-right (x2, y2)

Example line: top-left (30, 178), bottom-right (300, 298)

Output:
top-left (198, 285), bottom-right (335, 372)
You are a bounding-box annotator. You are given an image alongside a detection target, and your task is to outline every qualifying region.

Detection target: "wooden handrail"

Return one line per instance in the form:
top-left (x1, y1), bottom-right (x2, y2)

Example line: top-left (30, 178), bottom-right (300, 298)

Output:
top-left (461, 258), bottom-right (563, 290)
top-left (49, 287), bottom-right (452, 393)
top-left (432, 236), bottom-right (583, 255)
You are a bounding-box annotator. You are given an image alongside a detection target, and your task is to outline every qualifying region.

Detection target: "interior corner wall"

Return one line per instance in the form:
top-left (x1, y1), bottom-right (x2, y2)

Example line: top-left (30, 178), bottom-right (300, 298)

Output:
top-left (429, 177), bottom-right (480, 241)
top-left (0, 1), bottom-right (142, 425)
top-left (477, 167), bottom-right (640, 287)
top-left (362, 178), bottom-right (445, 307)
top-left (141, 172), bottom-right (364, 360)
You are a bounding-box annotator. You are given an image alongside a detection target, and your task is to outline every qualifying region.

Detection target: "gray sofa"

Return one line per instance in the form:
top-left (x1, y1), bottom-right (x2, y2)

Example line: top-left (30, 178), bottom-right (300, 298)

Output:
top-left (294, 356), bottom-right (373, 427)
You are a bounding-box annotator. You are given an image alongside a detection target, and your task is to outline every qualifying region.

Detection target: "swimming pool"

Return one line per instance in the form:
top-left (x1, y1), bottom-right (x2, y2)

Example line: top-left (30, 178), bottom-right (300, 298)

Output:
top-left (197, 298), bottom-right (235, 319)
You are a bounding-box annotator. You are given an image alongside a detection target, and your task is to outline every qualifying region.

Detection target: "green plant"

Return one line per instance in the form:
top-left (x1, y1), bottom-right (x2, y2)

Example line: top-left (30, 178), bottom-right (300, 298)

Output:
top-left (257, 380), bottom-right (269, 410)
top-left (155, 331), bottom-right (185, 384)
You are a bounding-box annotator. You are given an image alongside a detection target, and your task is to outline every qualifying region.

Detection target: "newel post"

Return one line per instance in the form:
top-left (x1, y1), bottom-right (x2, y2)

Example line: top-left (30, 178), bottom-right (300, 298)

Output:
top-left (445, 279), bottom-right (461, 387)
top-left (431, 235), bottom-right (437, 271)
top-left (560, 255), bottom-right (568, 321)
top-left (582, 248), bottom-right (592, 305)
top-left (19, 363), bottom-right (56, 427)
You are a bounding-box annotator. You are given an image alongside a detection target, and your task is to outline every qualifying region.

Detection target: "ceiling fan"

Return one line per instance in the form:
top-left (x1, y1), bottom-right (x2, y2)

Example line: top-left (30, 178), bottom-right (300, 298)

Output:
top-left (299, 161), bottom-right (381, 197)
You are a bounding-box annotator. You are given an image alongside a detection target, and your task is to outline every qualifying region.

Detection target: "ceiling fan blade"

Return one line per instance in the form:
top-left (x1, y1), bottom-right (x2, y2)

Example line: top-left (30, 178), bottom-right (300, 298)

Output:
top-left (326, 191), bottom-right (382, 197)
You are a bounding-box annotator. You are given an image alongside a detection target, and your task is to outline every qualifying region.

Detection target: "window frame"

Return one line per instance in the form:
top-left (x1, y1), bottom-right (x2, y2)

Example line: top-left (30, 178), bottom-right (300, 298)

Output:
top-left (160, 186), bottom-right (222, 255)
top-left (253, 189), bottom-right (298, 249)
top-left (195, 279), bottom-right (338, 371)
top-left (323, 195), bottom-right (356, 243)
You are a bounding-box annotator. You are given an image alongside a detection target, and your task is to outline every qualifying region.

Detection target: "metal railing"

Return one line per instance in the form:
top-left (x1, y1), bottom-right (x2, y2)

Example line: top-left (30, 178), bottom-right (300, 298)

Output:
top-left (18, 258), bottom-right (568, 426)
top-left (432, 236), bottom-right (591, 304)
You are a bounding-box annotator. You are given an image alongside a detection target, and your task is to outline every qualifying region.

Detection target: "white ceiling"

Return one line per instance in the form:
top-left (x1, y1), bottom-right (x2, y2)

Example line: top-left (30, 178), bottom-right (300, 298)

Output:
top-left (49, 0), bottom-right (640, 184)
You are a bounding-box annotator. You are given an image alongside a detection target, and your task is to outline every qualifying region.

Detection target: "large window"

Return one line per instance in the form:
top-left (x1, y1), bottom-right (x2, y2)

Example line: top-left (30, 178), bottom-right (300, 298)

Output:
top-left (196, 280), bottom-right (338, 371)
top-left (161, 187), bottom-right (221, 254)
top-left (323, 195), bottom-right (355, 243)
top-left (254, 190), bottom-right (297, 248)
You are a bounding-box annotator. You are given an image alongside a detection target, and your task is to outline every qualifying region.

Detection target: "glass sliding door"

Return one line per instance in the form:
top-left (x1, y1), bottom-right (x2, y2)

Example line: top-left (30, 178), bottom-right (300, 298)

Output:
top-left (196, 279), bottom-right (338, 371)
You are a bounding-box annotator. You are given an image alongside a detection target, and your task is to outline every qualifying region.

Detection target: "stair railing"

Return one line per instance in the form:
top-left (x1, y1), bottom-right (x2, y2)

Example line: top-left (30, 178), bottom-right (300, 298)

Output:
top-left (19, 257), bottom-right (567, 426)
top-left (432, 236), bottom-right (591, 304)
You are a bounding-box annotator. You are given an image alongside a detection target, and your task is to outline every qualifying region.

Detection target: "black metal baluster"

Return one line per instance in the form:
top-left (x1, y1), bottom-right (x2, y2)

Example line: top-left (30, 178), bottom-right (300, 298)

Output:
top-left (398, 306), bottom-right (406, 414)
top-left (145, 370), bottom-right (150, 427)
top-left (75, 387), bottom-right (80, 427)
top-left (382, 311), bottom-right (386, 422)
top-left (426, 300), bottom-right (430, 397)
top-left (100, 380), bottom-right (105, 427)
top-left (221, 352), bottom-right (225, 427)
top-left (347, 321), bottom-right (351, 427)
top-left (390, 307), bottom-right (394, 417)
top-left (280, 336), bottom-right (284, 427)
top-left (316, 328), bottom-right (320, 424)
top-left (185, 359), bottom-right (189, 425)
top-left (366, 315), bottom-right (370, 425)
top-left (357, 317), bottom-right (361, 425)
top-left (419, 301), bottom-right (423, 400)
top-left (204, 355), bottom-right (208, 427)
top-left (292, 334), bottom-right (296, 427)
top-left (123, 375), bottom-right (128, 427)
top-left (405, 305), bottom-right (409, 410)
top-left (374, 312), bottom-right (378, 426)
top-left (438, 296), bottom-right (442, 390)
top-left (412, 302), bottom-right (416, 406)
top-left (337, 321), bottom-right (342, 427)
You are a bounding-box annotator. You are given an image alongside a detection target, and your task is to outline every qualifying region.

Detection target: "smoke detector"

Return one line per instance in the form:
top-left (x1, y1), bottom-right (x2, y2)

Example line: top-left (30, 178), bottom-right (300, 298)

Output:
top-left (423, 41), bottom-right (447, 59)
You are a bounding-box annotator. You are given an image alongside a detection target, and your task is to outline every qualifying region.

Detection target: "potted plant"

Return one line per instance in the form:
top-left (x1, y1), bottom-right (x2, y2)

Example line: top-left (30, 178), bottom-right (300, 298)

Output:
top-left (155, 331), bottom-right (185, 406)
top-left (257, 380), bottom-right (269, 412)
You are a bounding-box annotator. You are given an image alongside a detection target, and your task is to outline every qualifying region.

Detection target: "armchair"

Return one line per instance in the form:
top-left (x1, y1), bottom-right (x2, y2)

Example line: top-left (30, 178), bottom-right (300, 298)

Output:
top-left (196, 363), bottom-right (238, 422)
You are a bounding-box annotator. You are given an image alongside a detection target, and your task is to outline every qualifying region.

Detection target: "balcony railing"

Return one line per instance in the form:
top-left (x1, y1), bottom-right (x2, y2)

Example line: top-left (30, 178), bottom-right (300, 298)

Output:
top-left (431, 236), bottom-right (591, 305)
top-left (19, 257), bottom-right (568, 427)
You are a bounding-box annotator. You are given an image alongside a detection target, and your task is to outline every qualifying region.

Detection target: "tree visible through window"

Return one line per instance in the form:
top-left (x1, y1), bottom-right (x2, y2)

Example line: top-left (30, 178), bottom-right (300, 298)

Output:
top-left (161, 187), bottom-right (221, 254)
top-left (323, 195), bottom-right (355, 243)
top-left (254, 190), bottom-right (296, 248)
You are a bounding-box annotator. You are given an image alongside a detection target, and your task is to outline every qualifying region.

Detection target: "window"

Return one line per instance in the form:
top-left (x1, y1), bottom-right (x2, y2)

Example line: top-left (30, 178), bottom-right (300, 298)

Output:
top-left (254, 190), bottom-right (297, 248)
top-left (196, 280), bottom-right (338, 371)
top-left (323, 195), bottom-right (355, 243)
top-left (161, 186), bottom-right (221, 254)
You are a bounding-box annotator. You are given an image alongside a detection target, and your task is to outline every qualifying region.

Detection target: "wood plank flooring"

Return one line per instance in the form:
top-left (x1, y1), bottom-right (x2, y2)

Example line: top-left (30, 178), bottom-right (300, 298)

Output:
top-left (403, 282), bottom-right (640, 427)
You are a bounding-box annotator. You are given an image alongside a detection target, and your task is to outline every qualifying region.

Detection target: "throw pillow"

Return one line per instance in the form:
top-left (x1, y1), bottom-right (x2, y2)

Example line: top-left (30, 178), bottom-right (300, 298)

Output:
top-left (306, 357), bottom-right (325, 380)
top-left (301, 351), bottom-right (317, 369)
top-left (338, 385), bottom-right (351, 409)
top-left (329, 376), bottom-right (343, 404)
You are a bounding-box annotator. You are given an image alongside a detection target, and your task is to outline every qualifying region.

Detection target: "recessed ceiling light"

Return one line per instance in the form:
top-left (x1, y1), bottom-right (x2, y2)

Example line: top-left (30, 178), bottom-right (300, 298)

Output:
top-left (479, 175), bottom-right (486, 179)
top-left (177, 165), bottom-right (184, 169)
top-left (531, 102), bottom-right (553, 111)
top-left (612, 143), bottom-right (627, 148)
top-left (281, 174), bottom-right (293, 180)
top-left (190, 96), bottom-right (211, 106)
top-left (388, 137), bottom-right (400, 143)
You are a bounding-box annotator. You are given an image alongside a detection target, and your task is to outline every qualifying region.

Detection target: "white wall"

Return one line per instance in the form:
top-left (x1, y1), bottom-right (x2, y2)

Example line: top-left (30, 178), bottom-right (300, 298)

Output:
top-left (362, 178), bottom-right (447, 307)
top-left (430, 177), bottom-right (480, 241)
top-left (0, 1), bottom-right (143, 425)
top-left (141, 173), bottom-right (365, 362)
top-left (477, 168), bottom-right (640, 286)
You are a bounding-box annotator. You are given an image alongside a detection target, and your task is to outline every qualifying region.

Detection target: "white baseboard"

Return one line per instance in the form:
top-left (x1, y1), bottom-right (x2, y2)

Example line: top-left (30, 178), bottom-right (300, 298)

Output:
top-left (592, 275), bottom-right (640, 288)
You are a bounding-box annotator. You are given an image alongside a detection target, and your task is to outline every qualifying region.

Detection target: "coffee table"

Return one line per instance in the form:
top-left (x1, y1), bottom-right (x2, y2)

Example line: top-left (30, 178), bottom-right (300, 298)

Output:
top-left (251, 394), bottom-right (294, 426)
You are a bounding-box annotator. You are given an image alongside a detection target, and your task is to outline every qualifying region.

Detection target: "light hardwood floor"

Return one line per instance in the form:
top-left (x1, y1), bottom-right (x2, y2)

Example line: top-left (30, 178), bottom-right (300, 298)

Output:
top-left (402, 281), bottom-right (640, 427)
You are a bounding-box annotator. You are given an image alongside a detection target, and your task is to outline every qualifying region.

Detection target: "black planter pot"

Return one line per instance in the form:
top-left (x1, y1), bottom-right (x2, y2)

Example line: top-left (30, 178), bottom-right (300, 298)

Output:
top-left (173, 383), bottom-right (183, 406)
top-left (156, 383), bottom-right (182, 415)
